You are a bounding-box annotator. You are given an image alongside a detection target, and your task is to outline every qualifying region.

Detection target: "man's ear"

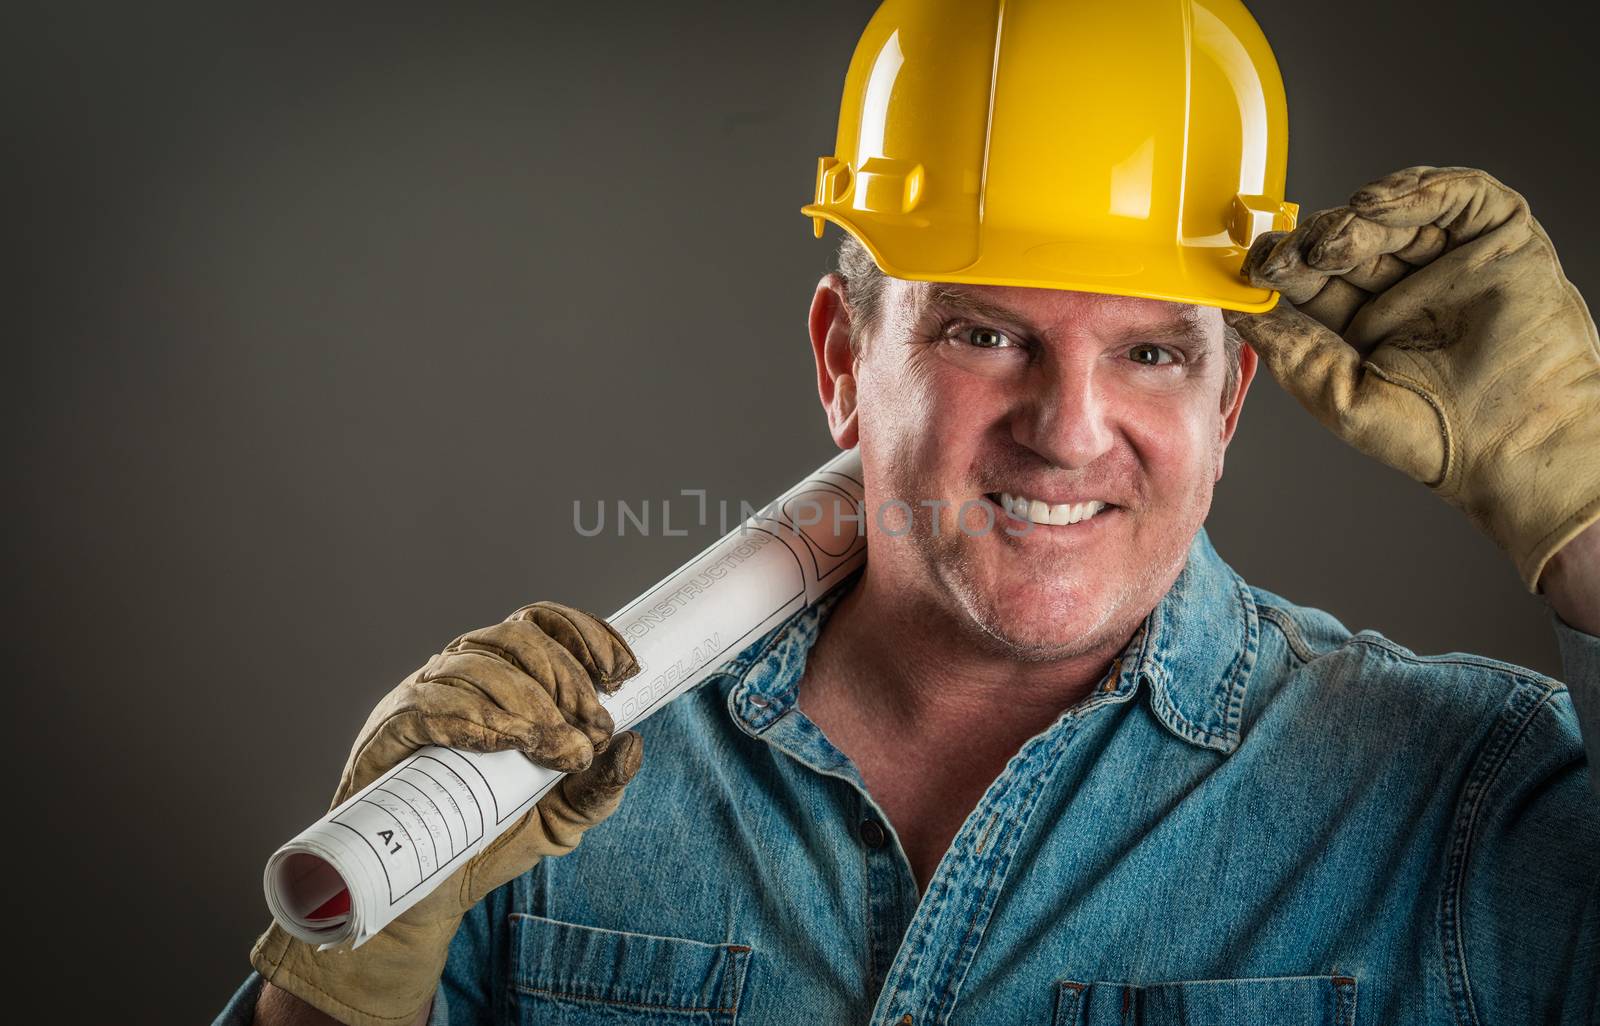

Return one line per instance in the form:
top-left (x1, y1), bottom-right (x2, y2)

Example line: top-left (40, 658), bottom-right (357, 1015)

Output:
top-left (1214, 338), bottom-right (1259, 482)
top-left (809, 273), bottom-right (859, 450)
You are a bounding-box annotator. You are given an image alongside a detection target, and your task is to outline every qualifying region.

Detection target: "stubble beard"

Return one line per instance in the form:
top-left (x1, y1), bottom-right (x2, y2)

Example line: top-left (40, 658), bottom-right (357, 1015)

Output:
top-left (908, 486), bottom-right (1208, 666)
top-left (919, 531), bottom-right (1159, 664)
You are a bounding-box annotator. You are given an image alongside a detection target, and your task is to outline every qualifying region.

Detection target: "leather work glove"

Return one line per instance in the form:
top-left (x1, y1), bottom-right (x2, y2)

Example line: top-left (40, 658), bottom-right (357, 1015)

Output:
top-left (250, 602), bottom-right (643, 1026)
top-left (1224, 165), bottom-right (1600, 592)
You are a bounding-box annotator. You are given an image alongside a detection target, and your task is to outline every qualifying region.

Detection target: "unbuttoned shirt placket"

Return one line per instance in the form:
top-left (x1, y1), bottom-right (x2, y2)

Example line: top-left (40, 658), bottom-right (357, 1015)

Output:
top-left (727, 635), bottom-right (1141, 1026)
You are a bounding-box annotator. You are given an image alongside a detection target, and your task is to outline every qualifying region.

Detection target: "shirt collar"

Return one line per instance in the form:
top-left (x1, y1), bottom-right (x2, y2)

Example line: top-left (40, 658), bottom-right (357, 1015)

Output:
top-left (720, 526), bottom-right (1258, 755)
top-left (1125, 526), bottom-right (1260, 754)
top-left (719, 572), bottom-right (856, 734)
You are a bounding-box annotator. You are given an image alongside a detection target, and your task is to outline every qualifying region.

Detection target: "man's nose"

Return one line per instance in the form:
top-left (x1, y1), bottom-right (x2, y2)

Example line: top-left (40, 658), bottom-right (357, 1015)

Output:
top-left (1009, 363), bottom-right (1115, 469)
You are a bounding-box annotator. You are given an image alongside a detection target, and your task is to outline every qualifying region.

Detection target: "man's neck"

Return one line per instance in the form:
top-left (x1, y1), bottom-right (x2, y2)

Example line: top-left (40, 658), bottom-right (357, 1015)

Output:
top-left (795, 567), bottom-right (1138, 890)
top-left (801, 567), bottom-right (1133, 747)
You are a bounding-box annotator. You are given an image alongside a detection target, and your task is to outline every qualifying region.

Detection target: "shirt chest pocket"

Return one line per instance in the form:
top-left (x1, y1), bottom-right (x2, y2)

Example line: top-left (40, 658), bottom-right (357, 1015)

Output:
top-left (509, 913), bottom-right (753, 1026)
top-left (1052, 975), bottom-right (1358, 1026)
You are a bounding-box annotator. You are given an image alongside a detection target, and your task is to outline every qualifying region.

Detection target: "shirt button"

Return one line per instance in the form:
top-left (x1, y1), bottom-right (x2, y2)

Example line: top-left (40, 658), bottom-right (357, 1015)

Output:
top-left (748, 693), bottom-right (769, 709)
top-left (859, 818), bottom-right (887, 849)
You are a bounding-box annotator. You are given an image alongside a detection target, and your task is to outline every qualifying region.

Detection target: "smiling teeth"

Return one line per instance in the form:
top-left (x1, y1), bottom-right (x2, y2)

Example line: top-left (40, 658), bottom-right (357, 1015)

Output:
top-left (998, 493), bottom-right (1109, 526)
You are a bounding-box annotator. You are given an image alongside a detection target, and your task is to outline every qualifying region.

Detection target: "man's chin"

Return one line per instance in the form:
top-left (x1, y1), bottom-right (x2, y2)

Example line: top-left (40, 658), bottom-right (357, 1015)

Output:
top-left (972, 617), bottom-right (1111, 661)
top-left (923, 537), bottom-right (1136, 659)
top-left (953, 585), bottom-right (1123, 662)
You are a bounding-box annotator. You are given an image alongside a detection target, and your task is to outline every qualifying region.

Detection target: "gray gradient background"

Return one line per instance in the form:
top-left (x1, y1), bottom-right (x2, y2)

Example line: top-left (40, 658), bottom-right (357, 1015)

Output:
top-left (7, 1), bottom-right (1595, 1020)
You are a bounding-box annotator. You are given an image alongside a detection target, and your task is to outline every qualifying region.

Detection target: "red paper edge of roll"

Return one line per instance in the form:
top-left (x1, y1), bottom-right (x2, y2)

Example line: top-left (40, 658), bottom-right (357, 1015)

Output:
top-left (308, 889), bottom-right (351, 921)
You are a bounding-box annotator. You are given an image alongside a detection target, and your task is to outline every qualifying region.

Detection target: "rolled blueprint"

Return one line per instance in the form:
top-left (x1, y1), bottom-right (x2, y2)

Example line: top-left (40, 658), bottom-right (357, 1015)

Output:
top-left (264, 447), bottom-right (866, 947)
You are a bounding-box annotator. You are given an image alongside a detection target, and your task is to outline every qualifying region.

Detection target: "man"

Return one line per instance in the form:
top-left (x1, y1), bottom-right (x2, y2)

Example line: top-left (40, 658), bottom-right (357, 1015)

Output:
top-left (220, 1), bottom-right (1600, 1023)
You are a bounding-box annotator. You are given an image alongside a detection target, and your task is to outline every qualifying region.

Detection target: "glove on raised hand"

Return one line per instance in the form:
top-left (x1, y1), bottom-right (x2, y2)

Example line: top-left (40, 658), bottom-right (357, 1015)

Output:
top-left (250, 601), bottom-right (642, 1026)
top-left (1224, 166), bottom-right (1600, 592)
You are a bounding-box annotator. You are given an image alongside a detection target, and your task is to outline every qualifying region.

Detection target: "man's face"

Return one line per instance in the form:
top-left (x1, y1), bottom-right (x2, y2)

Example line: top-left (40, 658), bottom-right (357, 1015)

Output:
top-left (829, 278), bottom-right (1254, 661)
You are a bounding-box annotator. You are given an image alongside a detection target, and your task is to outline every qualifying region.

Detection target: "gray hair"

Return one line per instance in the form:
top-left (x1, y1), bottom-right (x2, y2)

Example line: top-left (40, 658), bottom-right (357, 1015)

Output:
top-left (833, 231), bottom-right (1243, 406)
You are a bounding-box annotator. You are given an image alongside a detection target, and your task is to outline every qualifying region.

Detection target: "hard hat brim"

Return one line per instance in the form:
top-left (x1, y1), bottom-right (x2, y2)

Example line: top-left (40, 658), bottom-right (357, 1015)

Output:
top-left (805, 206), bottom-right (1282, 315)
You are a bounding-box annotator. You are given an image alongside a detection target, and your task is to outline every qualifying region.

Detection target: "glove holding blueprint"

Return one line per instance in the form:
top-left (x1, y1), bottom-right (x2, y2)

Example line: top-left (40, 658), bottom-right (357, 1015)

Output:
top-left (253, 447), bottom-right (866, 1026)
top-left (250, 603), bottom-right (647, 1026)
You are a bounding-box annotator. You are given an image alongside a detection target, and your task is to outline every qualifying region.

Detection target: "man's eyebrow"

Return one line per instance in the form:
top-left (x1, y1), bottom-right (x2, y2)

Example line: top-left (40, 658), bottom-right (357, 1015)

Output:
top-left (1110, 313), bottom-right (1212, 350)
top-left (922, 285), bottom-right (1045, 335)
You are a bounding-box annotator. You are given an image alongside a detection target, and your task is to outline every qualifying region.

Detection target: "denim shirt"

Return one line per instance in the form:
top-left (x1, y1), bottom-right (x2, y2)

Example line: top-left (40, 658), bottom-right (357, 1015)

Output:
top-left (218, 527), bottom-right (1600, 1025)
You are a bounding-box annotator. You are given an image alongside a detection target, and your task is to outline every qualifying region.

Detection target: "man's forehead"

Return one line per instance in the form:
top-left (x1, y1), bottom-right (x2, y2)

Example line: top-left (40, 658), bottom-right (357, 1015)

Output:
top-left (912, 281), bottom-right (1212, 334)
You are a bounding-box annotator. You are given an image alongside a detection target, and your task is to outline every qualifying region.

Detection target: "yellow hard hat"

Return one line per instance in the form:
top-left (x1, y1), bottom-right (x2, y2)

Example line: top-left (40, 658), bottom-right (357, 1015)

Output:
top-left (803, 0), bottom-right (1299, 313)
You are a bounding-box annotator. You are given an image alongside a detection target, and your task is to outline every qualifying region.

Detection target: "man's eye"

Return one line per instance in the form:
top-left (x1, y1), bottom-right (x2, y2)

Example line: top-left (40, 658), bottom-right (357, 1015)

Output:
top-left (964, 326), bottom-right (1016, 349)
top-left (1128, 343), bottom-right (1176, 366)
